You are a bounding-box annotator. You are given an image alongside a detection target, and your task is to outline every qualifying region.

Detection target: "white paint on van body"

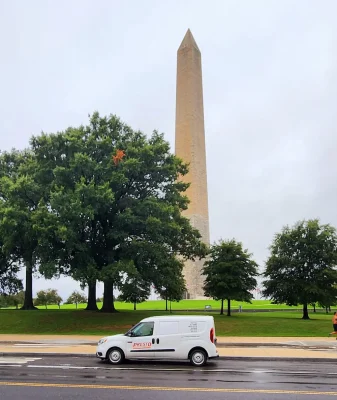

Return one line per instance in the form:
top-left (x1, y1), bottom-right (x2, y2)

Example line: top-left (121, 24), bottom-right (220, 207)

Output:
top-left (96, 315), bottom-right (218, 366)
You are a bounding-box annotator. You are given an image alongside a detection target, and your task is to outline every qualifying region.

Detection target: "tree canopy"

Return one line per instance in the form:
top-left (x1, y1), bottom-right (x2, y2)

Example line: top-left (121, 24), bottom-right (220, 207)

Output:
top-left (34, 289), bottom-right (62, 309)
top-left (118, 269), bottom-right (151, 310)
top-left (66, 291), bottom-right (87, 309)
top-left (262, 219), bottom-right (337, 319)
top-left (203, 239), bottom-right (258, 315)
top-left (0, 149), bottom-right (44, 309)
top-left (0, 243), bottom-right (22, 296)
top-left (28, 112), bottom-right (207, 312)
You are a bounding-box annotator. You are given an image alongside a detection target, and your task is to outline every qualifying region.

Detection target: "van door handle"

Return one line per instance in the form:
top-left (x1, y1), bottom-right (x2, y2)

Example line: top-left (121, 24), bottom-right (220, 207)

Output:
top-left (156, 339), bottom-right (159, 344)
top-left (152, 338), bottom-right (155, 344)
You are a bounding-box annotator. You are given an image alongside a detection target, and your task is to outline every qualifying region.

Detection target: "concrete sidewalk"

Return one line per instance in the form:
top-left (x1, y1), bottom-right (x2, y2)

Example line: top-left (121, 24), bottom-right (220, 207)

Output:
top-left (1, 334), bottom-right (337, 359)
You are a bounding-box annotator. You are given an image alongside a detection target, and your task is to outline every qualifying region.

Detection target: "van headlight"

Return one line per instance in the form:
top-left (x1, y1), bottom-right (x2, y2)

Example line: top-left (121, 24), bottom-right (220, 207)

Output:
top-left (98, 338), bottom-right (107, 345)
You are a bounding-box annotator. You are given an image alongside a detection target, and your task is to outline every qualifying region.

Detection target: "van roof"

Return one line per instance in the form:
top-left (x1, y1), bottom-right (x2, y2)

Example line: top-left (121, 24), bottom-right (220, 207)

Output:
top-left (141, 315), bottom-right (214, 322)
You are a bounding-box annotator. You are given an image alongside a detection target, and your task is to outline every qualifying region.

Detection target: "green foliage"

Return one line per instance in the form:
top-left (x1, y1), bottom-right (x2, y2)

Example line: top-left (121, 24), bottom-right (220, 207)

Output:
top-left (154, 256), bottom-right (186, 305)
top-left (0, 290), bottom-right (25, 309)
top-left (0, 295), bottom-right (8, 308)
top-left (66, 290), bottom-right (87, 309)
top-left (262, 219), bottom-right (337, 320)
top-left (0, 241), bottom-right (22, 296)
top-left (34, 289), bottom-right (62, 309)
top-left (118, 269), bottom-right (151, 310)
top-left (9, 290), bottom-right (25, 309)
top-left (32, 112), bottom-right (207, 312)
top-left (203, 239), bottom-right (259, 315)
top-left (0, 149), bottom-right (45, 309)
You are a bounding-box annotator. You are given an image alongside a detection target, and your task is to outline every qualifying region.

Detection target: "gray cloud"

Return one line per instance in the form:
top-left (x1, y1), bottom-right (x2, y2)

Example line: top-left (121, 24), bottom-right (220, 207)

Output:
top-left (1, 0), bottom-right (336, 298)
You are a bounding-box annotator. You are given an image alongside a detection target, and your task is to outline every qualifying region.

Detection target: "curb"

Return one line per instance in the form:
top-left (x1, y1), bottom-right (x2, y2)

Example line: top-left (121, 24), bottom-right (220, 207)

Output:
top-left (0, 352), bottom-right (93, 358)
top-left (2, 342), bottom-right (337, 349)
top-left (217, 343), bottom-right (337, 349)
top-left (1, 352), bottom-right (337, 363)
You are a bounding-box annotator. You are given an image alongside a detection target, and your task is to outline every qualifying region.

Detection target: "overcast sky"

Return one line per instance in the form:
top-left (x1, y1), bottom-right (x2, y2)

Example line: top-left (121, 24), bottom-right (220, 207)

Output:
top-left (0, 0), bottom-right (336, 300)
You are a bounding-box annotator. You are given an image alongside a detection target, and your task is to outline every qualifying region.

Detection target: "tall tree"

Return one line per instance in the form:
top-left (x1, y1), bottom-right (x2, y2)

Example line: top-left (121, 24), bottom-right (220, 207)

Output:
top-left (153, 257), bottom-right (186, 312)
top-left (0, 242), bottom-right (22, 296)
top-left (34, 288), bottom-right (62, 309)
top-left (32, 113), bottom-right (207, 312)
top-left (118, 269), bottom-right (151, 310)
top-left (8, 290), bottom-right (25, 309)
top-left (203, 239), bottom-right (258, 316)
top-left (66, 291), bottom-right (87, 309)
top-left (0, 150), bottom-right (44, 309)
top-left (262, 219), bottom-right (337, 319)
top-left (30, 130), bottom-right (102, 311)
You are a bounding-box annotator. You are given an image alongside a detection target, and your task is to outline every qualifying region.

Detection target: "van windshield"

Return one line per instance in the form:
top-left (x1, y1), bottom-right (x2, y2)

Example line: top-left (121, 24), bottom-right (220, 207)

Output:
top-left (125, 322), bottom-right (154, 337)
top-left (124, 324), bottom-right (139, 336)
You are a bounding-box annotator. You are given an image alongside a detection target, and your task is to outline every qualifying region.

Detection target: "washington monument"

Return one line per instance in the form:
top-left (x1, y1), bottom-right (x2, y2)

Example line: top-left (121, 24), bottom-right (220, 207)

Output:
top-left (175, 29), bottom-right (210, 299)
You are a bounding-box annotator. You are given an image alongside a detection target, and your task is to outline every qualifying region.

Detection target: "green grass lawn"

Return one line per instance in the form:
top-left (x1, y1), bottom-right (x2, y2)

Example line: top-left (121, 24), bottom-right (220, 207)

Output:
top-left (0, 309), bottom-right (333, 337)
top-left (21, 299), bottom-right (323, 311)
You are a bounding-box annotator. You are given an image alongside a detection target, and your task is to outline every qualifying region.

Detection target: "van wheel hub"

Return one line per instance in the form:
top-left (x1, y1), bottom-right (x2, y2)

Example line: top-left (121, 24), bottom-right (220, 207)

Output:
top-left (109, 350), bottom-right (122, 363)
top-left (191, 351), bottom-right (206, 366)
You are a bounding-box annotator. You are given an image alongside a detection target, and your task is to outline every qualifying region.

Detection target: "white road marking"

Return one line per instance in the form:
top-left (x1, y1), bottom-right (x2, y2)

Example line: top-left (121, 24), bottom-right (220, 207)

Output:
top-left (23, 364), bottom-right (337, 375)
top-left (0, 357), bottom-right (41, 364)
top-left (13, 344), bottom-right (85, 347)
top-left (0, 365), bottom-right (23, 367)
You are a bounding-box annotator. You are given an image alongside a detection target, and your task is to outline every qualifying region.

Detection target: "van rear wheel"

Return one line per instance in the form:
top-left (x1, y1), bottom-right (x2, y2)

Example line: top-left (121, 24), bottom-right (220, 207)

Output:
top-left (190, 349), bottom-right (207, 367)
top-left (107, 348), bottom-right (125, 365)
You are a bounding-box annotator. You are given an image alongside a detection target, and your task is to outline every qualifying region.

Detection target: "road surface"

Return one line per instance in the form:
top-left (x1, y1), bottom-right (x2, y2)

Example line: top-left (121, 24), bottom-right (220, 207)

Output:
top-left (0, 355), bottom-right (336, 399)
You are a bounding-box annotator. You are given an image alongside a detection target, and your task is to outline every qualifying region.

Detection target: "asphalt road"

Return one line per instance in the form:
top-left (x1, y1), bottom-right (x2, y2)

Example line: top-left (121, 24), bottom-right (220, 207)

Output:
top-left (0, 356), bottom-right (337, 399)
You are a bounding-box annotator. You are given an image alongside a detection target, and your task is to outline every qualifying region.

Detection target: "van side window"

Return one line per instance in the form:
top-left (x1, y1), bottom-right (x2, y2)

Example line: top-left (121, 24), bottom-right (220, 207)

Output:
top-left (131, 322), bottom-right (154, 337)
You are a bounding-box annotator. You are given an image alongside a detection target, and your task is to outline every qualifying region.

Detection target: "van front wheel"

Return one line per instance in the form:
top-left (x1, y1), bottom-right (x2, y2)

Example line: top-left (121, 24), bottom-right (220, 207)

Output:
top-left (107, 348), bottom-right (125, 365)
top-left (189, 349), bottom-right (207, 367)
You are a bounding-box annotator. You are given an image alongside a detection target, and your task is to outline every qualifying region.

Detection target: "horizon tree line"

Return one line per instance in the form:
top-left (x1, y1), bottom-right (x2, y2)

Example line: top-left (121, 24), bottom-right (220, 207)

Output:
top-left (1, 113), bottom-right (337, 319)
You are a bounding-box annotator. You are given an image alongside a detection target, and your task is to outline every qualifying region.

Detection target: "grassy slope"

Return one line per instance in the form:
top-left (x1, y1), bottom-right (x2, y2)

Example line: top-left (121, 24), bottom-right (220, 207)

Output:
top-left (25, 299), bottom-right (320, 311)
top-left (0, 309), bottom-right (333, 336)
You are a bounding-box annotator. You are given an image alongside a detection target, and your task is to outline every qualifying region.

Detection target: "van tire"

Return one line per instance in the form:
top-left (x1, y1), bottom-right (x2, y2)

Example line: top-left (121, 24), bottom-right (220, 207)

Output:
top-left (189, 348), bottom-right (208, 367)
top-left (107, 347), bottom-right (125, 365)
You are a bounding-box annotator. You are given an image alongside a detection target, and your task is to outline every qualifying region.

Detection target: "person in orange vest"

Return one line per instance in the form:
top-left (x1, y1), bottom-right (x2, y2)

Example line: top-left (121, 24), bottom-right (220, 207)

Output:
top-left (330, 312), bottom-right (337, 335)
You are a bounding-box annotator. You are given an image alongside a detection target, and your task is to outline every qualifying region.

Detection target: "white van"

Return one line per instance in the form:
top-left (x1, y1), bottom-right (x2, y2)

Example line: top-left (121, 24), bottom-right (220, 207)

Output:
top-left (96, 315), bottom-right (219, 367)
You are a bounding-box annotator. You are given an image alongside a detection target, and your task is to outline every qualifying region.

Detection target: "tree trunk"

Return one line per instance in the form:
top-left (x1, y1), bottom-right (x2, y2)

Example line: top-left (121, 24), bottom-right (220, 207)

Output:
top-left (227, 298), bottom-right (231, 317)
top-left (220, 299), bottom-right (224, 315)
top-left (100, 280), bottom-right (117, 312)
top-left (134, 302), bottom-right (136, 311)
top-left (313, 304), bottom-right (316, 313)
top-left (76, 303), bottom-right (78, 309)
top-left (170, 299), bottom-right (172, 314)
top-left (165, 296), bottom-right (168, 311)
top-left (302, 303), bottom-right (309, 319)
top-left (21, 261), bottom-right (37, 310)
top-left (85, 281), bottom-right (98, 311)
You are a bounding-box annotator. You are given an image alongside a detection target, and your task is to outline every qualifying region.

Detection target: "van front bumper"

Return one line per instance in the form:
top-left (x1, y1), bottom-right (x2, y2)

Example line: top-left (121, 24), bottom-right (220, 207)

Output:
top-left (96, 351), bottom-right (105, 359)
top-left (96, 344), bottom-right (107, 359)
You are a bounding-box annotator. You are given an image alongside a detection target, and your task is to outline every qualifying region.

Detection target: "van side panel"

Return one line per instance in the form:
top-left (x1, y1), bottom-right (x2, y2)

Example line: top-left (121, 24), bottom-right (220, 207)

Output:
top-left (154, 320), bottom-right (180, 358)
top-left (177, 319), bottom-right (217, 359)
top-left (142, 317), bottom-right (218, 361)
